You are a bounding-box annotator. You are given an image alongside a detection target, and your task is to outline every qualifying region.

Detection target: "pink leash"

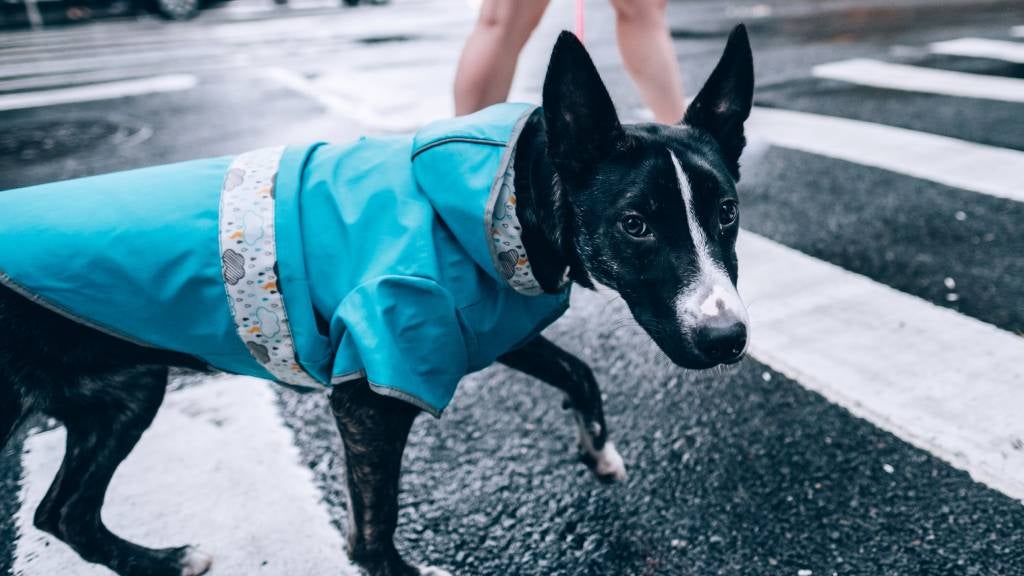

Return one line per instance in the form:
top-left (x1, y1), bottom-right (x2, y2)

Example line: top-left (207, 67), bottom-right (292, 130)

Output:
top-left (575, 0), bottom-right (585, 43)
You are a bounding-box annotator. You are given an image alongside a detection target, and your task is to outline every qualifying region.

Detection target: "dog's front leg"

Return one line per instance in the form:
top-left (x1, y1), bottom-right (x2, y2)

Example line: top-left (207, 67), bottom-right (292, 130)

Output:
top-left (330, 380), bottom-right (449, 576)
top-left (499, 336), bottom-right (627, 482)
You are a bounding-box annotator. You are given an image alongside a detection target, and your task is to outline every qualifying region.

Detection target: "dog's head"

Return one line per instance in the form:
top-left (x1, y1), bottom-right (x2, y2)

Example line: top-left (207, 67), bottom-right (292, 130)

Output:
top-left (543, 25), bottom-right (753, 369)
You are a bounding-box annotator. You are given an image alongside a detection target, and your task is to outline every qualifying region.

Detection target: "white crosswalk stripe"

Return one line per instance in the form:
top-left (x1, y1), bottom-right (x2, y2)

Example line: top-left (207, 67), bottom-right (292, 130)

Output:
top-left (219, 0), bottom-right (334, 16)
top-left (0, 46), bottom-right (225, 78)
top-left (0, 0), bottom-right (474, 111)
top-left (746, 106), bottom-right (1024, 203)
top-left (0, 74), bottom-right (198, 112)
top-left (0, 64), bottom-right (225, 93)
top-left (738, 232), bottom-right (1024, 500)
top-left (812, 58), bottom-right (1024, 102)
top-left (14, 377), bottom-right (359, 576)
top-left (734, 38), bottom-right (1024, 498)
top-left (929, 37), bottom-right (1024, 63)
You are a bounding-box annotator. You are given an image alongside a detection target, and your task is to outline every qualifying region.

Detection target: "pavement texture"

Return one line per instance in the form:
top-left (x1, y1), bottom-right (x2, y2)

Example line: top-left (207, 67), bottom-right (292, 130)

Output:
top-left (1, 0), bottom-right (1024, 574)
top-left (279, 287), bottom-right (1024, 575)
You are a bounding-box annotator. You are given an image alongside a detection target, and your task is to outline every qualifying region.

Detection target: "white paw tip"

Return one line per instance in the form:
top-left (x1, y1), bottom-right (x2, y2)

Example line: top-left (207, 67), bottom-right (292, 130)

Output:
top-left (417, 565), bottom-right (453, 576)
top-left (595, 442), bottom-right (628, 482)
top-left (180, 547), bottom-right (213, 576)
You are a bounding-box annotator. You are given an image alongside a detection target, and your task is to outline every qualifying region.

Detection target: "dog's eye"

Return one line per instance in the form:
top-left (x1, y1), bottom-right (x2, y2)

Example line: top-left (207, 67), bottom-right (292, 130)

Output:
top-left (719, 199), bottom-right (739, 227)
top-left (621, 215), bottom-right (651, 238)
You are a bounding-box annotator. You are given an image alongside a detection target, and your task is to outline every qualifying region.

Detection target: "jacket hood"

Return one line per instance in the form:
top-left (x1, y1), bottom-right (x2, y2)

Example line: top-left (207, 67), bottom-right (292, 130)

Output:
top-left (411, 103), bottom-right (549, 295)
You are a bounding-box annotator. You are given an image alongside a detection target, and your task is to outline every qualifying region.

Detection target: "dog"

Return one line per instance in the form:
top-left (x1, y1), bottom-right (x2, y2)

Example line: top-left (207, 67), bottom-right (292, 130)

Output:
top-left (0, 26), bottom-right (753, 576)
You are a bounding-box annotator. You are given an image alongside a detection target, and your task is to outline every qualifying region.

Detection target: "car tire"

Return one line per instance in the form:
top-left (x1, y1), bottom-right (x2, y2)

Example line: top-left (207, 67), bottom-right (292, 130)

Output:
top-left (156, 0), bottom-right (199, 20)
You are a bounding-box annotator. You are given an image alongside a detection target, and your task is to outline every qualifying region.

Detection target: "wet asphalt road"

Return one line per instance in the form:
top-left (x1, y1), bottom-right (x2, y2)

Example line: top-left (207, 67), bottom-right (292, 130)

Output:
top-left (2, 0), bottom-right (1024, 574)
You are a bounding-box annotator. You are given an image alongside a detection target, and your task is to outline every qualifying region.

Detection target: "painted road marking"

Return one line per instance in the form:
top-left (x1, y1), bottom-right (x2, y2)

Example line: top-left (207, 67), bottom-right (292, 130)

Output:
top-left (0, 65), bottom-right (223, 93)
top-left (0, 18), bottom-right (180, 47)
top-left (0, 75), bottom-right (197, 112)
top-left (0, 46), bottom-right (219, 78)
top-left (14, 377), bottom-right (357, 576)
top-left (210, 6), bottom-right (467, 45)
top-left (0, 29), bottom-right (207, 62)
top-left (221, 0), bottom-right (339, 16)
top-left (746, 106), bottom-right (1024, 203)
top-left (260, 67), bottom-right (399, 130)
top-left (258, 0), bottom-right (568, 132)
top-left (812, 58), bottom-right (1024, 103)
top-left (262, 66), bottom-right (452, 132)
top-left (736, 232), bottom-right (1024, 501)
top-left (929, 37), bottom-right (1024, 63)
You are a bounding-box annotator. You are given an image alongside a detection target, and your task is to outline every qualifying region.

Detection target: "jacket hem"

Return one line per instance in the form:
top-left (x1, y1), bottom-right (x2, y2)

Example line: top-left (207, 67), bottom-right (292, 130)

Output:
top-left (330, 370), bottom-right (366, 385)
top-left (330, 371), bottom-right (443, 418)
top-left (366, 381), bottom-right (444, 419)
top-left (0, 270), bottom-right (156, 349)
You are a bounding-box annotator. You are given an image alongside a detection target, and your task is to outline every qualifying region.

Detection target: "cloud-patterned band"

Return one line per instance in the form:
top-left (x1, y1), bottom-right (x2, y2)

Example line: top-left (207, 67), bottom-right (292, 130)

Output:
top-left (219, 147), bottom-right (322, 388)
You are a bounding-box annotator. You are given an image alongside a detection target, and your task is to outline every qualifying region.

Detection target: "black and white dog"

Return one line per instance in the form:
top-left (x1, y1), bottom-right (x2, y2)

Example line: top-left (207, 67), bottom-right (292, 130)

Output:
top-left (0, 26), bottom-right (753, 576)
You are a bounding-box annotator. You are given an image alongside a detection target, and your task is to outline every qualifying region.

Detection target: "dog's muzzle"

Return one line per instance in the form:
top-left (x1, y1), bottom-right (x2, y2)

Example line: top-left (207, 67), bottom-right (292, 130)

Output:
top-left (676, 280), bottom-right (749, 365)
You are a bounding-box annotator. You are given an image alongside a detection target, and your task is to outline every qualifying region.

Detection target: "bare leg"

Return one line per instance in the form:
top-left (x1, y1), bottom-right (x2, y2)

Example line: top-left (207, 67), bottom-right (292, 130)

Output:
top-left (453, 0), bottom-right (550, 115)
top-left (34, 366), bottom-right (212, 576)
top-left (499, 336), bottom-right (626, 482)
top-left (610, 0), bottom-right (686, 123)
top-left (330, 381), bottom-right (445, 576)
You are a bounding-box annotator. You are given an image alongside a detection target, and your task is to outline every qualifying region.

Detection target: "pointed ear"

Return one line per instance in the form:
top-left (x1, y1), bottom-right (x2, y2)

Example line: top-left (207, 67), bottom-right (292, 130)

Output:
top-left (543, 31), bottom-right (625, 187)
top-left (683, 24), bottom-right (754, 180)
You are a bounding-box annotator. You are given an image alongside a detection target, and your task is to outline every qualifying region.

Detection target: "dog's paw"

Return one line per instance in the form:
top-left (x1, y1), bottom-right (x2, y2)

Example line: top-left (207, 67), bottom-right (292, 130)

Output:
top-left (416, 565), bottom-right (453, 576)
top-left (179, 546), bottom-right (213, 576)
top-left (579, 440), bottom-right (628, 483)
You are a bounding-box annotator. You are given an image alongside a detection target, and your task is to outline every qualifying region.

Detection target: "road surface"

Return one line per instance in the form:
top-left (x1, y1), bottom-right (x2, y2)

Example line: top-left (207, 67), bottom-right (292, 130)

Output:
top-left (2, 0), bottom-right (1023, 574)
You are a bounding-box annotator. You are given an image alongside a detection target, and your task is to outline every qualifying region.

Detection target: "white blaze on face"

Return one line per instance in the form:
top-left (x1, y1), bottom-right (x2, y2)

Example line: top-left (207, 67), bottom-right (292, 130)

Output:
top-left (668, 150), bottom-right (749, 332)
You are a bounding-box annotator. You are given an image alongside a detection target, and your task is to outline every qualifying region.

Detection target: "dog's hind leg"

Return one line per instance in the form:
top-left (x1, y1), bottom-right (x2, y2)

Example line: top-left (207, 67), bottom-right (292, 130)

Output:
top-left (499, 336), bottom-right (627, 482)
top-left (331, 379), bottom-right (449, 576)
top-left (33, 366), bottom-right (212, 576)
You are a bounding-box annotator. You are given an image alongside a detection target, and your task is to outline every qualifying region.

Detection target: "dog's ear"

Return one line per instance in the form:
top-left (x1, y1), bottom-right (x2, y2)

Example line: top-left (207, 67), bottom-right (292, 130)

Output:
top-left (543, 31), bottom-right (625, 188)
top-left (683, 24), bottom-right (754, 180)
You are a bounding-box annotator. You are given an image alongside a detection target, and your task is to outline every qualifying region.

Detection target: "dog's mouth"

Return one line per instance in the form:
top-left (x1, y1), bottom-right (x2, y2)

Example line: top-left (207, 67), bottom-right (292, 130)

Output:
top-left (661, 341), bottom-right (744, 370)
top-left (635, 315), bottom-right (749, 370)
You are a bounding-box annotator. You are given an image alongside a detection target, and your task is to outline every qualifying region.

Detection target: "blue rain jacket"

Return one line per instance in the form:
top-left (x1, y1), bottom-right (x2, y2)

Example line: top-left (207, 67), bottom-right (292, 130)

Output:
top-left (0, 103), bottom-right (570, 416)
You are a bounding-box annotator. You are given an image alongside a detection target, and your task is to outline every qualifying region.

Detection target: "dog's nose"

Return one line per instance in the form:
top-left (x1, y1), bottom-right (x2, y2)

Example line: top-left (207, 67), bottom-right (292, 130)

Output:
top-left (695, 318), bottom-right (747, 364)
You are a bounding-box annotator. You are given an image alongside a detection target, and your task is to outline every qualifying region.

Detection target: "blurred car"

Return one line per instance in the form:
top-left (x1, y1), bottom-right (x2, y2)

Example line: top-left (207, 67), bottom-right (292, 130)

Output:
top-left (147, 0), bottom-right (225, 20)
top-left (0, 0), bottom-right (225, 25)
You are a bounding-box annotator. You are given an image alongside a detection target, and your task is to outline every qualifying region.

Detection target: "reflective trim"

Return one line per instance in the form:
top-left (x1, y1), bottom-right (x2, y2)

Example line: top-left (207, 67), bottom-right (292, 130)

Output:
top-left (328, 370), bottom-right (443, 418)
top-left (488, 144), bottom-right (544, 296)
top-left (218, 147), bottom-right (322, 388)
top-left (411, 136), bottom-right (505, 160)
top-left (0, 270), bottom-right (155, 349)
top-left (367, 381), bottom-right (443, 418)
top-left (483, 107), bottom-right (568, 296)
top-left (330, 370), bottom-right (366, 385)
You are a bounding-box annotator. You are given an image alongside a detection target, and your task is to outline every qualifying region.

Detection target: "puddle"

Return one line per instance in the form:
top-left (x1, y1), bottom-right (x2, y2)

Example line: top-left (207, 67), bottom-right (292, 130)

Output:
top-left (0, 116), bottom-right (150, 167)
top-left (355, 33), bottom-right (418, 45)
